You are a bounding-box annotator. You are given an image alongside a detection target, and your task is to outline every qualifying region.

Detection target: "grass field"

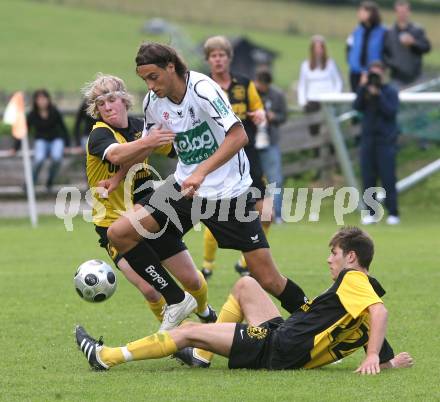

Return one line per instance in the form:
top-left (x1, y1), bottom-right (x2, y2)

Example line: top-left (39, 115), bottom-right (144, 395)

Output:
top-left (1, 180), bottom-right (440, 400)
top-left (1, 0), bottom-right (439, 94)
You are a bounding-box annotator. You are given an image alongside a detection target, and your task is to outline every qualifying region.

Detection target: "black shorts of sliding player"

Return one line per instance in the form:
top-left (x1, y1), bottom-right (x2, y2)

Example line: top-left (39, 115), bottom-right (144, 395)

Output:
top-left (277, 278), bottom-right (308, 314)
top-left (122, 241), bottom-right (185, 305)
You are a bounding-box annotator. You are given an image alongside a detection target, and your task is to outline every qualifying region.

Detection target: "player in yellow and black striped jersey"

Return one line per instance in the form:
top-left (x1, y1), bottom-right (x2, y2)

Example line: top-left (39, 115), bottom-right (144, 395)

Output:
top-left (81, 74), bottom-right (216, 327)
top-left (87, 118), bottom-right (174, 231)
top-left (78, 227), bottom-right (413, 374)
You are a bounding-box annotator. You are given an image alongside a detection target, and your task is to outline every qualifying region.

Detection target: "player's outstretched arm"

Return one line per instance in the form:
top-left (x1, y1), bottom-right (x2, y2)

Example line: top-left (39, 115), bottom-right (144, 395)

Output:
top-left (355, 302), bottom-right (388, 375)
top-left (181, 123), bottom-right (248, 197)
top-left (106, 126), bottom-right (175, 165)
top-left (380, 352), bottom-right (414, 370)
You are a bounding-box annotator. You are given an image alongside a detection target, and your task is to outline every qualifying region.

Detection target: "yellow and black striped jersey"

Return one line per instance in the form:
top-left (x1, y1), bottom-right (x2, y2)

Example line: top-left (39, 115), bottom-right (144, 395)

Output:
top-left (222, 74), bottom-right (264, 145)
top-left (86, 118), bottom-right (173, 227)
top-left (269, 269), bottom-right (393, 369)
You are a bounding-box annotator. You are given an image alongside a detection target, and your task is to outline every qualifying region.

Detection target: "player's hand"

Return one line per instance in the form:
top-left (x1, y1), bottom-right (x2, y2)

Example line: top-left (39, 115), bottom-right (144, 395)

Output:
top-left (400, 33), bottom-right (415, 46)
top-left (367, 85), bottom-right (380, 96)
top-left (181, 171), bottom-right (206, 198)
top-left (144, 125), bottom-right (176, 148)
top-left (360, 72), bottom-right (369, 86)
top-left (247, 109), bottom-right (266, 125)
top-left (97, 176), bottom-right (120, 197)
top-left (355, 353), bottom-right (380, 375)
top-left (390, 352), bottom-right (414, 369)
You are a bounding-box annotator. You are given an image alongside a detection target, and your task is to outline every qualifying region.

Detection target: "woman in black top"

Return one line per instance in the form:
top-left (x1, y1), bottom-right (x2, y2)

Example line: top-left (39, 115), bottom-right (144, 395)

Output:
top-left (27, 89), bottom-right (69, 191)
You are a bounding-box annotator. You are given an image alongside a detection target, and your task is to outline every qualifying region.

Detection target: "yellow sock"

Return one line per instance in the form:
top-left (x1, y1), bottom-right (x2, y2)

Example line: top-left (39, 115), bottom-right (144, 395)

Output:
top-left (99, 346), bottom-right (125, 367)
top-left (195, 294), bottom-right (243, 362)
top-left (237, 224), bottom-right (270, 269)
top-left (203, 228), bottom-right (218, 269)
top-left (216, 294), bottom-right (243, 323)
top-left (146, 296), bottom-right (166, 323)
top-left (184, 271), bottom-right (208, 314)
top-left (99, 332), bottom-right (177, 367)
top-left (127, 332), bottom-right (177, 360)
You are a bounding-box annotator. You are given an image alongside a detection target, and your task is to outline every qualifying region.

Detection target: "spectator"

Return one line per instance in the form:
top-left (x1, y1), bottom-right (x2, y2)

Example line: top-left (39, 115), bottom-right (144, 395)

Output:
top-left (73, 99), bottom-right (96, 148)
top-left (347, 1), bottom-right (386, 92)
top-left (298, 35), bottom-right (343, 136)
top-left (17, 89), bottom-right (70, 192)
top-left (353, 61), bottom-right (400, 225)
top-left (254, 68), bottom-right (287, 224)
top-left (383, 0), bottom-right (431, 88)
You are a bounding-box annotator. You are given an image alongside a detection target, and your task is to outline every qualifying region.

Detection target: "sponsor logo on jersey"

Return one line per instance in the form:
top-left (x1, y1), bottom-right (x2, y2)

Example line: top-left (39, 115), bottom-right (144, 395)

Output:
top-left (213, 97), bottom-right (230, 118)
top-left (174, 121), bottom-right (219, 165)
top-left (189, 106), bottom-right (201, 126)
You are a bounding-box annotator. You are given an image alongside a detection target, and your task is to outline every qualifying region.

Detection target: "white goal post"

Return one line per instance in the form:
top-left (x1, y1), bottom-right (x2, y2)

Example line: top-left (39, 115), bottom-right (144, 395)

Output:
top-left (310, 92), bottom-right (440, 210)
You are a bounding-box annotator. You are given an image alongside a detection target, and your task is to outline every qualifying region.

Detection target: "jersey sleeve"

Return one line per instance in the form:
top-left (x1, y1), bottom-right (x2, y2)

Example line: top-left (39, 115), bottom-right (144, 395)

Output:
top-left (153, 143), bottom-right (174, 157)
top-left (336, 271), bottom-right (383, 319)
top-left (247, 80), bottom-right (264, 112)
top-left (87, 127), bottom-right (117, 160)
top-left (193, 79), bottom-right (241, 133)
top-left (142, 93), bottom-right (157, 137)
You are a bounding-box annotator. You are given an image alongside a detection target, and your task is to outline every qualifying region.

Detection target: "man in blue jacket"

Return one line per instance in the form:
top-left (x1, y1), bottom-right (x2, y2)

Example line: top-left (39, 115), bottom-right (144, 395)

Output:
top-left (353, 61), bottom-right (400, 225)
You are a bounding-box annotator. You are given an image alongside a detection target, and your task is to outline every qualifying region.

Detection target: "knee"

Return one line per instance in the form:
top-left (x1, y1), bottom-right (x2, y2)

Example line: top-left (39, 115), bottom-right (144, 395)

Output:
top-left (107, 223), bottom-right (129, 247)
top-left (232, 276), bottom-right (259, 298)
top-left (182, 274), bottom-right (201, 291)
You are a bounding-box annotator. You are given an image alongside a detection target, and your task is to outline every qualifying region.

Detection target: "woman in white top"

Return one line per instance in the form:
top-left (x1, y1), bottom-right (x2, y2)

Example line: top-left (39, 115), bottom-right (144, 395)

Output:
top-left (298, 35), bottom-right (343, 135)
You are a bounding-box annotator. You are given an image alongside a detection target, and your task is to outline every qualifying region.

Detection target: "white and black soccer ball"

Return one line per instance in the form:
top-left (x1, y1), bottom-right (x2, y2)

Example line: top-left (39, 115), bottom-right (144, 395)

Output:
top-left (74, 259), bottom-right (117, 303)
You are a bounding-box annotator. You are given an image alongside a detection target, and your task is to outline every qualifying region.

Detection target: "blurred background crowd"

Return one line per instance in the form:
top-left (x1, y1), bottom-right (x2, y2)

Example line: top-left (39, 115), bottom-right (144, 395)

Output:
top-left (1, 0), bottom-right (439, 224)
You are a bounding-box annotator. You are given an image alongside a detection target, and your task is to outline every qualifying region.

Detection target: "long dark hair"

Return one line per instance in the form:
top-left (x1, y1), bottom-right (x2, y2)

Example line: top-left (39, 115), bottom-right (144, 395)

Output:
top-left (31, 89), bottom-right (53, 113)
top-left (135, 42), bottom-right (188, 78)
top-left (360, 1), bottom-right (381, 26)
top-left (309, 36), bottom-right (328, 70)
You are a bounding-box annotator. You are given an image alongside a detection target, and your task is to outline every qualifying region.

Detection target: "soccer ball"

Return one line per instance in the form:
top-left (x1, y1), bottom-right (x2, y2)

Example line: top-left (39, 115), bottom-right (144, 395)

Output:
top-left (74, 259), bottom-right (117, 302)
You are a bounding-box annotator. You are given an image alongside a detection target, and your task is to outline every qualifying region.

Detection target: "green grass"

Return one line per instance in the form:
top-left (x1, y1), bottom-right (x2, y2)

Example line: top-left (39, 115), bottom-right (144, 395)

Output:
top-left (1, 0), bottom-right (439, 94)
top-left (1, 176), bottom-right (440, 400)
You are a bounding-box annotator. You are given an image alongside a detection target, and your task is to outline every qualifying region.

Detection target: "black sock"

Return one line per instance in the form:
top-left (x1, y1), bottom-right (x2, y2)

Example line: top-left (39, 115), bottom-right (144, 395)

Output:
top-left (123, 241), bottom-right (185, 305)
top-left (277, 278), bottom-right (308, 314)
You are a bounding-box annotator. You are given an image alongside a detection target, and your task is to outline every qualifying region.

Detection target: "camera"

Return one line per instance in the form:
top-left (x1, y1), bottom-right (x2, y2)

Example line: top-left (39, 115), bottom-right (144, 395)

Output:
top-left (367, 72), bottom-right (382, 87)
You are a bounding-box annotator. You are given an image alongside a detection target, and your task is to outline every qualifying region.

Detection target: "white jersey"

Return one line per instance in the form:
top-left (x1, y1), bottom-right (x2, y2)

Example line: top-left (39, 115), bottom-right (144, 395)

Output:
top-left (142, 71), bottom-right (252, 199)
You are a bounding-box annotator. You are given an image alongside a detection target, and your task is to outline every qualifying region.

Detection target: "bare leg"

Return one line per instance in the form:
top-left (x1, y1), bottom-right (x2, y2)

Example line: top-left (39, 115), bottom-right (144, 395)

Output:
top-left (256, 197), bottom-right (273, 229)
top-left (243, 248), bottom-right (287, 297)
top-left (169, 322), bottom-right (236, 357)
top-left (108, 204), bottom-right (161, 254)
top-left (163, 250), bottom-right (201, 291)
top-left (231, 277), bottom-right (281, 326)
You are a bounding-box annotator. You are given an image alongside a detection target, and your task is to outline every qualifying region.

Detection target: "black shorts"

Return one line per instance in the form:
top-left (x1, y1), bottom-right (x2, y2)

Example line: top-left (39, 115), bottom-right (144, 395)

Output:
top-left (244, 146), bottom-right (266, 200)
top-left (228, 317), bottom-right (284, 370)
top-left (137, 178), bottom-right (269, 252)
top-left (95, 225), bottom-right (122, 266)
top-left (95, 224), bottom-right (187, 265)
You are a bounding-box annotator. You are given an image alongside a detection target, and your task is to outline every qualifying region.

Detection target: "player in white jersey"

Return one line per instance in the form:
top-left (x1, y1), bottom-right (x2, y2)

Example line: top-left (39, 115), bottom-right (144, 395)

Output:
top-left (107, 43), bottom-right (304, 315)
top-left (143, 69), bottom-right (251, 199)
